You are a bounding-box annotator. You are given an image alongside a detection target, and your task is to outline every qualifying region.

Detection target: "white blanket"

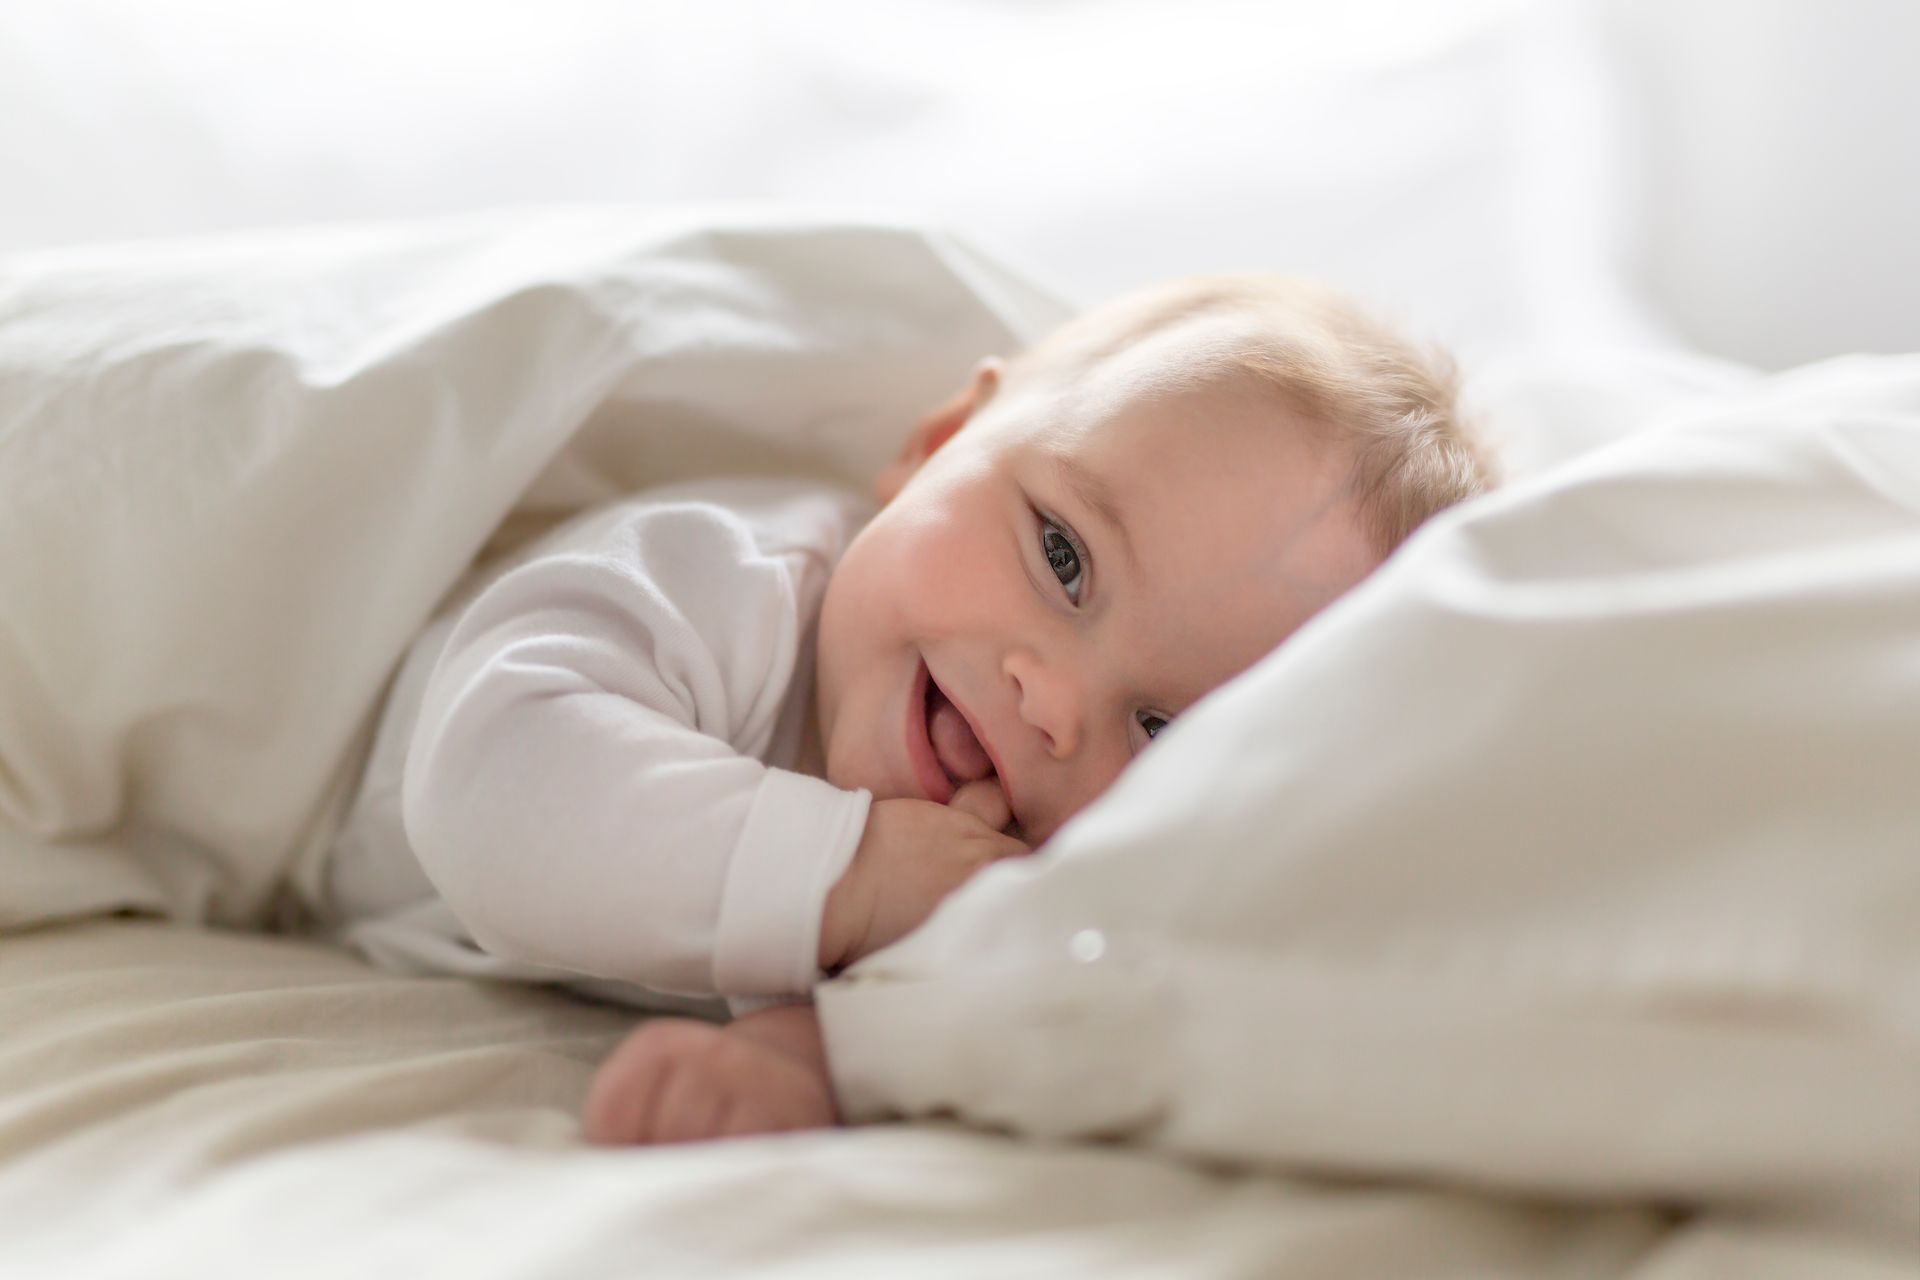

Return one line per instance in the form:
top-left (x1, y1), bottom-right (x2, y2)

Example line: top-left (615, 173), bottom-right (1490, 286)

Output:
top-left (0, 207), bottom-right (1063, 929)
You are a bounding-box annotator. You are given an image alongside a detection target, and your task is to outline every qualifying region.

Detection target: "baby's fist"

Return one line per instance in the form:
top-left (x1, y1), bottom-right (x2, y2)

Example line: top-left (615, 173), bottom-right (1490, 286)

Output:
top-left (583, 1017), bottom-right (835, 1146)
top-left (818, 777), bottom-right (1029, 971)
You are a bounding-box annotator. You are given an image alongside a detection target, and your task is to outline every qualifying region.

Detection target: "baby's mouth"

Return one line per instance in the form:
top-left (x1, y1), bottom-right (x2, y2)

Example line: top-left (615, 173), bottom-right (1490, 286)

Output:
top-left (925, 673), bottom-right (995, 787)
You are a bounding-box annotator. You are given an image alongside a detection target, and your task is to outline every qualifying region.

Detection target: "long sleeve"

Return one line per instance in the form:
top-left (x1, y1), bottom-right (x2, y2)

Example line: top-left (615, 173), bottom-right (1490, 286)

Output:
top-left (399, 483), bottom-right (871, 999)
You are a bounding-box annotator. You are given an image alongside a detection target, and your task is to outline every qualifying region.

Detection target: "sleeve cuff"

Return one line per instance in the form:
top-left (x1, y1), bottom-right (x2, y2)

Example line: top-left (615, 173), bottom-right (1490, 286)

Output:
top-left (712, 768), bottom-right (869, 997)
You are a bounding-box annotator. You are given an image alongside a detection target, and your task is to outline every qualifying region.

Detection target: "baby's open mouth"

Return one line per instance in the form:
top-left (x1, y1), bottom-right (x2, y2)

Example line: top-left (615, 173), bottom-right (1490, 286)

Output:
top-left (925, 672), bottom-right (995, 787)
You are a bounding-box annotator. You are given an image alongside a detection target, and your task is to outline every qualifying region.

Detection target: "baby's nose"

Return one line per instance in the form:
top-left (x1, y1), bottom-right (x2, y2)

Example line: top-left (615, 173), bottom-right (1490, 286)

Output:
top-left (1002, 650), bottom-right (1082, 760)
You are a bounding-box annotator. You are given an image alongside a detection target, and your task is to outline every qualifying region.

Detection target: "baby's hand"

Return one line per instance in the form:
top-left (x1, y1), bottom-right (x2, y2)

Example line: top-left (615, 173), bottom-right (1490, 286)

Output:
top-left (818, 777), bottom-right (1030, 972)
top-left (582, 1007), bottom-right (836, 1145)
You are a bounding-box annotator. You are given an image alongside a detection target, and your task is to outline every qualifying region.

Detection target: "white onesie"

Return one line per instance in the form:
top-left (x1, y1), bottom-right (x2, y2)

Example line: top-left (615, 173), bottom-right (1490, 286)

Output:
top-left (318, 475), bottom-right (876, 1016)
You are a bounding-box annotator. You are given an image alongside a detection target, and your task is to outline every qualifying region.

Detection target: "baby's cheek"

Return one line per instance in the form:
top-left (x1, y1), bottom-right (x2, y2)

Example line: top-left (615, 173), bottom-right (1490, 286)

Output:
top-left (1042, 758), bottom-right (1133, 843)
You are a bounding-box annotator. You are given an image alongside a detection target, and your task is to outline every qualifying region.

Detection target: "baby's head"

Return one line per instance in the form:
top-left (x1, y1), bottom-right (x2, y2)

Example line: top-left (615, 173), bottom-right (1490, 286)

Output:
top-left (814, 276), bottom-right (1495, 843)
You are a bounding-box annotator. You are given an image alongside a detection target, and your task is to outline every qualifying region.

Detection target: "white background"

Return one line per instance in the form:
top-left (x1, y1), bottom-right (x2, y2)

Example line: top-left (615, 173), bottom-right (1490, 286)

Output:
top-left (3, 0), bottom-right (1917, 369)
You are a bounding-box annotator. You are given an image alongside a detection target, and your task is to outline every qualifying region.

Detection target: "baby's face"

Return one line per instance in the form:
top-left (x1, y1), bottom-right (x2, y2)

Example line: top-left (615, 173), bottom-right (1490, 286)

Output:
top-left (814, 317), bottom-right (1381, 844)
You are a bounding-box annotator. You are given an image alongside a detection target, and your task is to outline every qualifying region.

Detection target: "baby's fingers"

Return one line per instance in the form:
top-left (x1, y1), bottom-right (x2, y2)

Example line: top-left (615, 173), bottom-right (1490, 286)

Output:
top-left (584, 1018), bottom-right (725, 1145)
top-left (993, 830), bottom-right (1034, 860)
top-left (583, 1021), bottom-right (681, 1144)
top-left (652, 1061), bottom-right (730, 1145)
top-left (949, 776), bottom-right (1011, 831)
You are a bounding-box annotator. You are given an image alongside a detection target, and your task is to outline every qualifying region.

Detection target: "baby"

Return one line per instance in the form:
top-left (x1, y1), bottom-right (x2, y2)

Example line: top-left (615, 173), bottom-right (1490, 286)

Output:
top-left (317, 275), bottom-right (1494, 1143)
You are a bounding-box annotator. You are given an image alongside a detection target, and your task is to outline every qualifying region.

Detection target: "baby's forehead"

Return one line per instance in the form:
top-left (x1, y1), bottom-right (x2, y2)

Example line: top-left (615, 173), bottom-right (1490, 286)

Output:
top-left (1005, 306), bottom-right (1352, 524)
top-left (1035, 308), bottom-right (1278, 422)
top-left (1034, 367), bottom-right (1322, 493)
top-left (1072, 366), bottom-right (1365, 571)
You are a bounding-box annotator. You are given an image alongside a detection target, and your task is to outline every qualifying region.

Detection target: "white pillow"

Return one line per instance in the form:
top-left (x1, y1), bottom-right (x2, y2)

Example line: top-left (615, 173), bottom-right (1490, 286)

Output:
top-left (818, 354), bottom-right (1920, 1240)
top-left (1461, 343), bottom-right (1760, 480)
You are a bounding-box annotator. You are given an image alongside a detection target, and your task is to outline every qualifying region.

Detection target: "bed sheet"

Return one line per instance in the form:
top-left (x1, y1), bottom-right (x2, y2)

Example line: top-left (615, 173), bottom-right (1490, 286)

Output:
top-left (6, 918), bottom-right (1911, 1280)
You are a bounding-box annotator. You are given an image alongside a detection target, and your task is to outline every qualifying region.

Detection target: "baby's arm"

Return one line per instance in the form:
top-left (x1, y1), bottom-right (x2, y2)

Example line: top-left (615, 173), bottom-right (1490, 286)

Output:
top-left (402, 498), bottom-right (871, 999)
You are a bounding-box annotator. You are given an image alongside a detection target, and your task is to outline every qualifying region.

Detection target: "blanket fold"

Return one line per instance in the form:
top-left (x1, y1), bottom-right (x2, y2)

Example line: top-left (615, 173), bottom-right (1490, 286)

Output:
top-left (0, 207), bottom-right (1065, 930)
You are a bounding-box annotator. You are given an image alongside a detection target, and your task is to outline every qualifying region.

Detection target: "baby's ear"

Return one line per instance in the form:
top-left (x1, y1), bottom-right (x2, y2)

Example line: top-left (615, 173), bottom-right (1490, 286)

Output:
top-left (874, 358), bottom-right (1003, 504)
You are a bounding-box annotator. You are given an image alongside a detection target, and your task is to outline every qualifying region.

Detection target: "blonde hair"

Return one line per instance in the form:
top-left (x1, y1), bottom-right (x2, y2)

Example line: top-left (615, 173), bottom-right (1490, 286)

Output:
top-left (1010, 276), bottom-right (1497, 556)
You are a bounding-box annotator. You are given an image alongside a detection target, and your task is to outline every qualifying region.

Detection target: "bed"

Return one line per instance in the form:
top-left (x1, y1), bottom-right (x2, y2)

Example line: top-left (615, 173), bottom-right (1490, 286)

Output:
top-left (3, 5), bottom-right (1916, 1277)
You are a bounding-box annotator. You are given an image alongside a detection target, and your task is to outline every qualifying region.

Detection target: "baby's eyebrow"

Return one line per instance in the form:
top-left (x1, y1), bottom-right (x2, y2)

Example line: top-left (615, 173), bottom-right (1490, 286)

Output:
top-left (1050, 453), bottom-right (1139, 579)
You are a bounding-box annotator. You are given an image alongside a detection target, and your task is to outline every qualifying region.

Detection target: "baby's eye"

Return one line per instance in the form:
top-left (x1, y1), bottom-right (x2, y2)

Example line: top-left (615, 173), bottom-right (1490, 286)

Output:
top-left (1040, 518), bottom-right (1085, 604)
top-left (1137, 711), bottom-right (1169, 741)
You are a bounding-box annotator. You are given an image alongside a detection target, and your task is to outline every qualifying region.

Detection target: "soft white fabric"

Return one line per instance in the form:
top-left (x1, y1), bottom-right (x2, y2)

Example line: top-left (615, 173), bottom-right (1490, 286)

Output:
top-left (1461, 342), bottom-right (1762, 481)
top-left (0, 207), bottom-right (1066, 933)
top-left (321, 476), bottom-right (872, 1005)
top-left (11, 918), bottom-right (1919, 1280)
top-left (818, 353), bottom-right (1920, 1247)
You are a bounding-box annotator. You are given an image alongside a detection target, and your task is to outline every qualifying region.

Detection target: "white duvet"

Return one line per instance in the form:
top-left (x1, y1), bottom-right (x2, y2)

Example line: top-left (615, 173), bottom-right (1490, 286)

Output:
top-left (0, 207), bottom-right (1062, 930)
top-left (2, 212), bottom-right (1915, 1276)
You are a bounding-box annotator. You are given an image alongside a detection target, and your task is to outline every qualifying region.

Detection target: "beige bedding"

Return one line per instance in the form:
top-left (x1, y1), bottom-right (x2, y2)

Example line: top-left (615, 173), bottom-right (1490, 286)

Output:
top-left (0, 920), bottom-right (1908, 1279)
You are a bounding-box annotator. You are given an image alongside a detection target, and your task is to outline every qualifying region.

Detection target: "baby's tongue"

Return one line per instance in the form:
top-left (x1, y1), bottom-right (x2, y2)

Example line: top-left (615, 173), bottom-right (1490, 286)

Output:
top-left (928, 685), bottom-right (994, 783)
